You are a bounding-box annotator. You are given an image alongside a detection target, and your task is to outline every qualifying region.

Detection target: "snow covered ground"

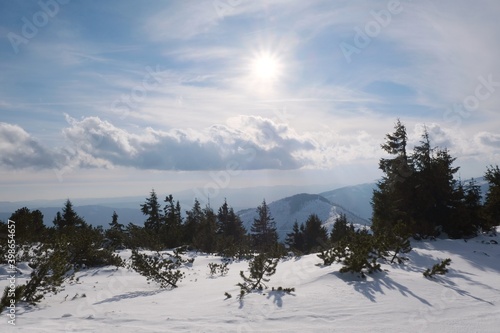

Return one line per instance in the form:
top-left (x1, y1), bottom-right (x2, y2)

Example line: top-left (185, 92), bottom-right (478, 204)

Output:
top-left (2, 229), bottom-right (499, 332)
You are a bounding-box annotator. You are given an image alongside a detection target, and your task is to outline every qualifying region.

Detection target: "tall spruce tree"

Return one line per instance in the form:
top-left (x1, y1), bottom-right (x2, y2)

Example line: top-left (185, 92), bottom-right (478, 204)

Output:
top-left (484, 165), bottom-right (500, 229)
top-left (251, 200), bottom-right (278, 253)
top-left (141, 190), bottom-right (163, 233)
top-left (372, 120), bottom-right (413, 236)
top-left (285, 221), bottom-right (305, 253)
top-left (162, 194), bottom-right (183, 248)
top-left (303, 214), bottom-right (328, 253)
top-left (53, 199), bottom-right (86, 230)
top-left (184, 199), bottom-right (204, 245)
top-left (216, 200), bottom-right (247, 255)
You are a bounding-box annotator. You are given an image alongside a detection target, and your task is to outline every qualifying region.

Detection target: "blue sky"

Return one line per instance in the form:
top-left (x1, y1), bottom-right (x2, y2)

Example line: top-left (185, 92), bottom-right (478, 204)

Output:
top-left (1, 0), bottom-right (499, 202)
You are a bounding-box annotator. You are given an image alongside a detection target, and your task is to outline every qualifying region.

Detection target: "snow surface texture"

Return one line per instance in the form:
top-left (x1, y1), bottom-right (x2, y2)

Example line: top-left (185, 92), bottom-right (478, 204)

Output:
top-left (1, 229), bottom-right (500, 332)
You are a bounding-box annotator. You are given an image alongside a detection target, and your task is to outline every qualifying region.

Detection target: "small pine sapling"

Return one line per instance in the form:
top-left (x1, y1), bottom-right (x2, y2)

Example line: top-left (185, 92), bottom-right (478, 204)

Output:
top-left (423, 258), bottom-right (451, 278)
top-left (208, 262), bottom-right (229, 277)
top-left (237, 254), bottom-right (278, 298)
top-left (130, 250), bottom-right (185, 288)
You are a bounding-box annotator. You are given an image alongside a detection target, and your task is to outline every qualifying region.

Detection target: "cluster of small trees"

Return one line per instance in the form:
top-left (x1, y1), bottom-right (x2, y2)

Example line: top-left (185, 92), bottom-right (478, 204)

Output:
top-left (110, 192), bottom-right (278, 257)
top-left (372, 120), bottom-right (499, 239)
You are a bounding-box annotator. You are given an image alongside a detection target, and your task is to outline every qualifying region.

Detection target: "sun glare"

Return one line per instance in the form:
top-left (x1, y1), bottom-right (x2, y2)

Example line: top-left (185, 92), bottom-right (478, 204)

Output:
top-left (251, 52), bottom-right (281, 82)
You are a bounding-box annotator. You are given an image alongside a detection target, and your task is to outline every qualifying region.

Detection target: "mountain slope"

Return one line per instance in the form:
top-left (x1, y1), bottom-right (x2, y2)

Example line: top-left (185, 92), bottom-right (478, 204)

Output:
top-left (1, 229), bottom-right (499, 332)
top-left (320, 182), bottom-right (376, 220)
top-left (238, 193), bottom-right (369, 240)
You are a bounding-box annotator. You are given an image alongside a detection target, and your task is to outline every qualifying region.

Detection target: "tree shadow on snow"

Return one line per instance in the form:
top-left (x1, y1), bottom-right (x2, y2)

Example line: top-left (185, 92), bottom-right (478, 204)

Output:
top-left (93, 289), bottom-right (165, 305)
top-left (333, 271), bottom-right (431, 305)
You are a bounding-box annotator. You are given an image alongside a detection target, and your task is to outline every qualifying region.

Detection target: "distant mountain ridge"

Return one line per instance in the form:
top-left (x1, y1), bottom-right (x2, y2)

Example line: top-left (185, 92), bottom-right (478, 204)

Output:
top-left (237, 193), bottom-right (370, 241)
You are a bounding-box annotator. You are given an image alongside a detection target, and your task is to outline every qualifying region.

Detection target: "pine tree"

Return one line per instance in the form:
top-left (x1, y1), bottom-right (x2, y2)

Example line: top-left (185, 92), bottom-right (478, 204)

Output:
top-left (106, 211), bottom-right (125, 250)
top-left (53, 199), bottom-right (86, 230)
top-left (9, 207), bottom-right (46, 244)
top-left (285, 221), bottom-right (305, 253)
top-left (303, 214), bottom-right (328, 253)
top-left (162, 194), bottom-right (183, 248)
top-left (216, 200), bottom-right (248, 257)
top-left (330, 213), bottom-right (354, 244)
top-left (141, 190), bottom-right (163, 233)
top-left (484, 165), bottom-right (500, 229)
top-left (184, 199), bottom-right (203, 245)
top-left (193, 205), bottom-right (218, 253)
top-left (237, 253), bottom-right (278, 296)
top-left (251, 200), bottom-right (278, 253)
top-left (372, 120), bottom-right (413, 236)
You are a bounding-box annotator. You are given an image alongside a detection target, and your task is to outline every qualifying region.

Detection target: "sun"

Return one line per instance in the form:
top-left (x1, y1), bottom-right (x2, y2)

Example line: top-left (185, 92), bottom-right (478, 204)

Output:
top-left (250, 52), bottom-right (282, 82)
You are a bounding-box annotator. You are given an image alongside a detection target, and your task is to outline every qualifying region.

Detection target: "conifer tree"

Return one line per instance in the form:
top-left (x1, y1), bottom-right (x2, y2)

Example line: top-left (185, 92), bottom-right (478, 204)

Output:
top-left (9, 207), bottom-right (46, 244)
top-left (141, 190), bottom-right (163, 233)
top-left (106, 211), bottom-right (125, 250)
top-left (303, 214), bottom-right (328, 253)
top-left (330, 213), bottom-right (354, 244)
top-left (162, 194), bottom-right (183, 248)
top-left (216, 200), bottom-right (248, 256)
top-left (251, 200), bottom-right (278, 253)
top-left (53, 199), bottom-right (86, 229)
top-left (484, 165), bottom-right (500, 229)
top-left (285, 221), bottom-right (305, 253)
top-left (372, 120), bottom-right (413, 236)
top-left (184, 199), bottom-right (203, 245)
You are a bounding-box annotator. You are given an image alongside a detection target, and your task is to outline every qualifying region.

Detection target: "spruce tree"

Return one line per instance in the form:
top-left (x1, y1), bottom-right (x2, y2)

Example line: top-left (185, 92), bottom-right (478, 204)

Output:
top-left (285, 221), bottom-right (305, 253)
top-left (372, 119), bottom-right (413, 236)
top-left (303, 214), bottom-right (328, 253)
top-left (330, 213), bottom-right (354, 244)
top-left (216, 200), bottom-right (248, 257)
top-left (141, 190), bottom-right (163, 233)
top-left (484, 165), bottom-right (500, 229)
top-left (9, 207), bottom-right (46, 244)
top-left (53, 199), bottom-right (86, 230)
top-left (184, 199), bottom-right (204, 245)
top-left (250, 200), bottom-right (278, 253)
top-left (162, 194), bottom-right (183, 248)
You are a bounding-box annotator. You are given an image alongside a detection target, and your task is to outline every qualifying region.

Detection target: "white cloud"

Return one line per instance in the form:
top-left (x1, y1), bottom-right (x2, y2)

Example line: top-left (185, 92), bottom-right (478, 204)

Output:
top-left (0, 123), bottom-right (66, 169)
top-left (62, 115), bottom-right (316, 171)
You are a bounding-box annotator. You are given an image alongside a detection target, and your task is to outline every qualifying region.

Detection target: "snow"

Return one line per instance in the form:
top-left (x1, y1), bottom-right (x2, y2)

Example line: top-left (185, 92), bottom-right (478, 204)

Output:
top-left (1, 229), bottom-right (500, 332)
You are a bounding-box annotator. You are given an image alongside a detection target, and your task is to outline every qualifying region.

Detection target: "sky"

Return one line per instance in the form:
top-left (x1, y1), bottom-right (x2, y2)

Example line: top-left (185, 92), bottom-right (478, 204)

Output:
top-left (1, 0), bottom-right (499, 203)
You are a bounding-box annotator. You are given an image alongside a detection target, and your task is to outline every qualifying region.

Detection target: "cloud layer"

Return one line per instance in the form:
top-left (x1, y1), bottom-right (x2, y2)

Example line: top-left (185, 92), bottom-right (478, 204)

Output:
top-left (1, 117), bottom-right (499, 173)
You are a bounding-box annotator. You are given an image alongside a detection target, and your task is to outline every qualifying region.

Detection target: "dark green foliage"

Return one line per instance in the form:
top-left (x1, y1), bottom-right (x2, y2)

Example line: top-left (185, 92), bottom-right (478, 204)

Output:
top-left (162, 195), bottom-right (184, 248)
top-left (330, 213), bottom-right (355, 244)
top-left (318, 227), bottom-right (382, 278)
top-left (285, 221), bottom-right (305, 253)
top-left (372, 120), bottom-right (482, 239)
top-left (285, 214), bottom-right (328, 254)
top-left (484, 165), bottom-right (500, 229)
top-left (105, 211), bottom-right (126, 250)
top-left (237, 254), bottom-right (279, 297)
top-left (0, 285), bottom-right (25, 313)
top-left (378, 221), bottom-right (412, 264)
top-left (251, 200), bottom-right (278, 253)
top-left (130, 250), bottom-right (185, 288)
top-left (8, 207), bottom-right (46, 244)
top-left (56, 225), bottom-right (123, 268)
top-left (192, 206), bottom-right (218, 253)
top-left (303, 214), bottom-right (329, 253)
top-left (0, 243), bottom-right (74, 311)
top-left (208, 262), bottom-right (229, 277)
top-left (216, 200), bottom-right (248, 257)
top-left (423, 258), bottom-right (451, 278)
top-left (141, 190), bottom-right (163, 233)
top-left (53, 199), bottom-right (86, 229)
